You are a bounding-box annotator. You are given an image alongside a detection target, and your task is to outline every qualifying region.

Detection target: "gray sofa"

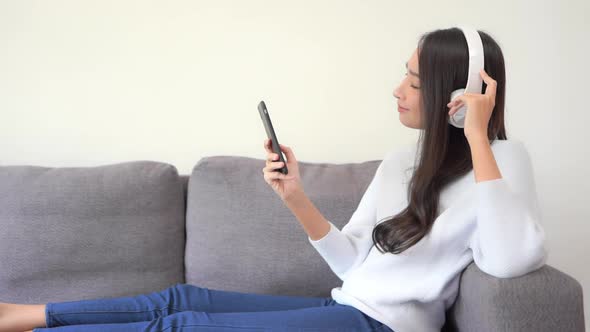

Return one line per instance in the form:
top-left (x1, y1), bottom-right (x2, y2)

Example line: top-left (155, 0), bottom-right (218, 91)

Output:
top-left (0, 156), bottom-right (585, 331)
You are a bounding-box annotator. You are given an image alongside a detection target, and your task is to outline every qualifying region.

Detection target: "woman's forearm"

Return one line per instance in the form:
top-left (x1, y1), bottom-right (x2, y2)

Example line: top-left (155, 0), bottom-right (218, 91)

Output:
top-left (283, 191), bottom-right (331, 241)
top-left (468, 136), bottom-right (503, 183)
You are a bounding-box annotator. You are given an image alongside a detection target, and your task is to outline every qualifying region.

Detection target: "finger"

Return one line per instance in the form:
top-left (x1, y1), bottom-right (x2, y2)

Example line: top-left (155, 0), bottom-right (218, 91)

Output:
top-left (449, 105), bottom-right (462, 116)
top-left (264, 139), bottom-right (279, 161)
top-left (279, 144), bottom-right (296, 163)
top-left (265, 139), bottom-right (280, 155)
top-left (480, 69), bottom-right (497, 97)
top-left (480, 68), bottom-right (495, 82)
top-left (449, 98), bottom-right (466, 115)
top-left (268, 171), bottom-right (293, 180)
top-left (447, 96), bottom-right (464, 108)
top-left (263, 139), bottom-right (273, 154)
top-left (262, 163), bottom-right (283, 173)
top-left (268, 161), bottom-right (284, 169)
top-left (267, 152), bottom-right (280, 161)
top-left (447, 99), bottom-right (463, 109)
top-left (448, 106), bottom-right (457, 116)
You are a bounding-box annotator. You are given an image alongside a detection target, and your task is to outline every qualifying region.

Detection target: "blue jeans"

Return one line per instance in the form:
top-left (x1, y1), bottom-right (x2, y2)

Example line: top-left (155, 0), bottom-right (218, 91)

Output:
top-left (33, 283), bottom-right (393, 332)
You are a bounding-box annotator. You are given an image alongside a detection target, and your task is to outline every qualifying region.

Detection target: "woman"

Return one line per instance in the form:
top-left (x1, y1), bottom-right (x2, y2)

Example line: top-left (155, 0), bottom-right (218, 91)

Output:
top-left (0, 27), bottom-right (547, 332)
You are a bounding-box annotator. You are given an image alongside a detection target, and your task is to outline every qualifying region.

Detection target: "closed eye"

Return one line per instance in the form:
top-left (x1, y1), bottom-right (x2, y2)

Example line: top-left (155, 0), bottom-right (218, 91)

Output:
top-left (405, 73), bottom-right (420, 89)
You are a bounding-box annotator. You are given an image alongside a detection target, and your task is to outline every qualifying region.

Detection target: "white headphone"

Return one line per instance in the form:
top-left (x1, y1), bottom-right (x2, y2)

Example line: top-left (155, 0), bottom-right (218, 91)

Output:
top-left (448, 26), bottom-right (485, 128)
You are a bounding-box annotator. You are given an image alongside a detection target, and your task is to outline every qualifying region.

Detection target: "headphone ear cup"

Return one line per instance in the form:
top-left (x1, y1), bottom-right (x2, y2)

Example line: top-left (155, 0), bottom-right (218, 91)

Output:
top-left (450, 89), bottom-right (465, 102)
top-left (449, 89), bottom-right (467, 128)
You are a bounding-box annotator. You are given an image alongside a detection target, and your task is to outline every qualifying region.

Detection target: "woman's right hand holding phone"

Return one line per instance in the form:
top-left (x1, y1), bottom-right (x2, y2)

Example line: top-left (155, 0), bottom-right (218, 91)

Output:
top-left (262, 139), bottom-right (304, 202)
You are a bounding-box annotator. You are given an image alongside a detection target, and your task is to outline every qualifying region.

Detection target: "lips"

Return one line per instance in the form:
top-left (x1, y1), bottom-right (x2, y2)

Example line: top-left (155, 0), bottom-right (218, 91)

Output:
top-left (398, 105), bottom-right (409, 112)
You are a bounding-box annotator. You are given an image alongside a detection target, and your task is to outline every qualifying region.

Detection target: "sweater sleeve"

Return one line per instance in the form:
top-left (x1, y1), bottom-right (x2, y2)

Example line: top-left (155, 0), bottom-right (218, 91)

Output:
top-left (307, 155), bottom-right (387, 281)
top-left (469, 140), bottom-right (548, 278)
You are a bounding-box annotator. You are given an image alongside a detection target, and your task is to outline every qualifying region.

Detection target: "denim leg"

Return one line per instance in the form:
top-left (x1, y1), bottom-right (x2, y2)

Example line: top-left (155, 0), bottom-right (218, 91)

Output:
top-left (41, 283), bottom-right (341, 328)
top-left (161, 283), bottom-right (337, 313)
top-left (34, 304), bottom-right (392, 332)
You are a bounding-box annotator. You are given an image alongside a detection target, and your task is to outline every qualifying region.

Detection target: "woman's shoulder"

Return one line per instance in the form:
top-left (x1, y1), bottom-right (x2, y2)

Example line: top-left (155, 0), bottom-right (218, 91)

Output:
top-left (490, 137), bottom-right (524, 148)
top-left (490, 138), bottom-right (531, 162)
top-left (379, 138), bottom-right (532, 170)
top-left (379, 143), bottom-right (419, 179)
top-left (383, 143), bottom-right (418, 162)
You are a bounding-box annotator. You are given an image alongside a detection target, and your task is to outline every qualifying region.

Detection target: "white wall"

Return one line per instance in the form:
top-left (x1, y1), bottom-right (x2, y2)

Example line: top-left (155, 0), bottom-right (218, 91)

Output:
top-left (1, 0), bottom-right (588, 328)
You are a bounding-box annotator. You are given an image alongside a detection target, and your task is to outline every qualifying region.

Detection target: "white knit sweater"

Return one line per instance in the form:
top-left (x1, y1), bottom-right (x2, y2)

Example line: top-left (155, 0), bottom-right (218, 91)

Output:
top-left (308, 139), bottom-right (548, 332)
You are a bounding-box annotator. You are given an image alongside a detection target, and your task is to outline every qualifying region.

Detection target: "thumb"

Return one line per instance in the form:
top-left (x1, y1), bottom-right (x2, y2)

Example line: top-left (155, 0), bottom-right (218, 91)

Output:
top-left (279, 144), bottom-right (296, 163)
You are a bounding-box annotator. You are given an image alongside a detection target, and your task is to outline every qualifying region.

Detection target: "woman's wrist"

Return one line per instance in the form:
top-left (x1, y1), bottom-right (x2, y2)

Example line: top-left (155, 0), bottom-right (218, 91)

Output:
top-left (283, 189), bottom-right (331, 240)
top-left (282, 188), bottom-right (306, 205)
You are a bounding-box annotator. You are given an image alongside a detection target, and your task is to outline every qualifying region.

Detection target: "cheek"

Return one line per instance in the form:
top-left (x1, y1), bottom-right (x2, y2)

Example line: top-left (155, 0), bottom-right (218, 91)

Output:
top-left (408, 91), bottom-right (421, 111)
top-left (408, 92), bottom-right (423, 127)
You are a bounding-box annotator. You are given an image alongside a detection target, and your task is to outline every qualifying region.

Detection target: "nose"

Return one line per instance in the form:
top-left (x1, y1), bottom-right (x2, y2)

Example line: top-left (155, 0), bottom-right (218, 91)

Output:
top-left (393, 84), bottom-right (402, 100)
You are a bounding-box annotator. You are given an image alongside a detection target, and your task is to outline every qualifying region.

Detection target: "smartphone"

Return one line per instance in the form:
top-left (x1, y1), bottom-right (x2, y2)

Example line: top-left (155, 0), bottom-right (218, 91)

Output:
top-left (258, 100), bottom-right (288, 175)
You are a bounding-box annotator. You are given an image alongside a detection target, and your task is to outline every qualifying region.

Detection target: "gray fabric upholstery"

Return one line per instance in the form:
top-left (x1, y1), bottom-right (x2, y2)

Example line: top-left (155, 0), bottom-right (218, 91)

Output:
top-left (184, 155), bottom-right (381, 297)
top-left (0, 157), bottom-right (584, 331)
top-left (443, 263), bottom-right (586, 332)
top-left (0, 161), bottom-right (186, 303)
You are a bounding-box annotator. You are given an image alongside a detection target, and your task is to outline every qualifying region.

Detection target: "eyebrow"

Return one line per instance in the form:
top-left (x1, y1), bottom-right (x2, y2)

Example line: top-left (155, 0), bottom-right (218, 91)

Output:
top-left (405, 62), bottom-right (420, 78)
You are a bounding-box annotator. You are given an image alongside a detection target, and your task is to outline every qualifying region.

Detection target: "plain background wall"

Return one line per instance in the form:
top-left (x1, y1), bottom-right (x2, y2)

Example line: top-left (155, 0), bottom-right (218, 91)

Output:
top-left (1, 0), bottom-right (588, 328)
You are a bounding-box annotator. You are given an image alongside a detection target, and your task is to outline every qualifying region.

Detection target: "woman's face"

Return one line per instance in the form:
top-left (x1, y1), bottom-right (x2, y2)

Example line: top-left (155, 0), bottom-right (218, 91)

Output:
top-left (393, 48), bottom-right (423, 129)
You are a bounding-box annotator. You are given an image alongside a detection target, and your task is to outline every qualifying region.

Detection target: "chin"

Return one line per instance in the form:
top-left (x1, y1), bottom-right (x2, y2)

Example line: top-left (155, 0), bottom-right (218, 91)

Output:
top-left (399, 116), bottom-right (419, 129)
top-left (399, 112), bottom-right (423, 129)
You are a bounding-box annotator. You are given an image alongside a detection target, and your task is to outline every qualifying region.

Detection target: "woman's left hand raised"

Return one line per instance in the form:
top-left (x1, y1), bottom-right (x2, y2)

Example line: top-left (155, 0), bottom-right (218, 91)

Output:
top-left (447, 68), bottom-right (497, 142)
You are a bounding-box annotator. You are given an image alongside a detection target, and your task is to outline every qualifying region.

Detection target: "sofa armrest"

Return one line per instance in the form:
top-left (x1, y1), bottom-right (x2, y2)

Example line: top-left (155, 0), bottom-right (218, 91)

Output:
top-left (445, 262), bottom-right (585, 332)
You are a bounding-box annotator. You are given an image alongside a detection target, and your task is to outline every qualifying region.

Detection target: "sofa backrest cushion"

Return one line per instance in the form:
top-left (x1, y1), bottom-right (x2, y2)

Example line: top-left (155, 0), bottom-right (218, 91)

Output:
top-left (0, 161), bottom-right (186, 303)
top-left (185, 155), bottom-right (380, 297)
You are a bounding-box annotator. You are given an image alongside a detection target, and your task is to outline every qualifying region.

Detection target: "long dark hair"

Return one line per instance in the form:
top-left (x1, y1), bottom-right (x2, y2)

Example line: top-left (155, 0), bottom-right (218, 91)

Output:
top-left (372, 27), bottom-right (507, 254)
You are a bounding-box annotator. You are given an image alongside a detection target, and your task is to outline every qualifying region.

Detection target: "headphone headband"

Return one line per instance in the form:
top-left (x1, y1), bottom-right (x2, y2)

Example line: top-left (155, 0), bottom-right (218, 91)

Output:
top-left (447, 26), bottom-right (486, 128)
top-left (458, 26), bottom-right (485, 94)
